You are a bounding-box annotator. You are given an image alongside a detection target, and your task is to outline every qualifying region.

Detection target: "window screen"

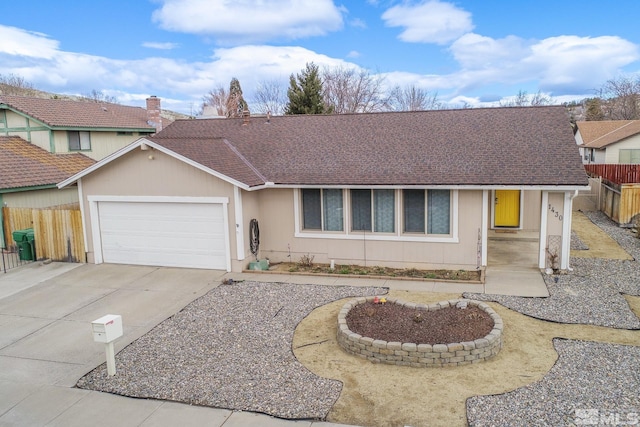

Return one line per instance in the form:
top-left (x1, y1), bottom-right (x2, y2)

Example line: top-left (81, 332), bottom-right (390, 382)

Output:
top-left (403, 189), bottom-right (425, 233)
top-left (427, 190), bottom-right (450, 234)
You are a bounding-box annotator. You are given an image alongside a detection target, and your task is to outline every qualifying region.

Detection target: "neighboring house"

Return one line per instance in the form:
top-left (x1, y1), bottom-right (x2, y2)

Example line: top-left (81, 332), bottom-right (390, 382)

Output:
top-left (0, 95), bottom-right (165, 161)
top-left (0, 135), bottom-right (95, 246)
top-left (59, 106), bottom-right (588, 274)
top-left (575, 120), bottom-right (640, 164)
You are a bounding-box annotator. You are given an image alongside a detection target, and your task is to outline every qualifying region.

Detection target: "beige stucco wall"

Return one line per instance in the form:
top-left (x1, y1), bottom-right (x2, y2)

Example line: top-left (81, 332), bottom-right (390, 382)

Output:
top-left (256, 189), bottom-right (483, 270)
top-left (80, 147), bottom-right (238, 265)
top-left (2, 188), bottom-right (79, 208)
top-left (604, 135), bottom-right (640, 163)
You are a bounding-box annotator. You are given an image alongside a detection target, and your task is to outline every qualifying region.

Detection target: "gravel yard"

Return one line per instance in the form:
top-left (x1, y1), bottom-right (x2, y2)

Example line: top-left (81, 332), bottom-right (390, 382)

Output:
top-left (76, 210), bottom-right (640, 426)
top-left (464, 211), bottom-right (640, 426)
top-left (467, 339), bottom-right (640, 426)
top-left (77, 282), bottom-right (384, 420)
top-left (465, 212), bottom-right (640, 329)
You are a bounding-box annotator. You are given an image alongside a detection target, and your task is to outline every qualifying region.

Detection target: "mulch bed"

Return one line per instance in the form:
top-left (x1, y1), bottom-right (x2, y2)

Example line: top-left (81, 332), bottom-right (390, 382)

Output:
top-left (346, 302), bottom-right (494, 344)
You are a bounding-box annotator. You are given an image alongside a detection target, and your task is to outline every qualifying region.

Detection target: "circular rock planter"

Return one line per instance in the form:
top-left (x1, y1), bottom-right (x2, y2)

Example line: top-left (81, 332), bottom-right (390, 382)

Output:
top-left (337, 297), bottom-right (503, 367)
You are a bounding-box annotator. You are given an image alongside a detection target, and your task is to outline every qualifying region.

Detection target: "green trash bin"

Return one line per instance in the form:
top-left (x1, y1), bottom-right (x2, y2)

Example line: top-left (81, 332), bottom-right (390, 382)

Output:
top-left (12, 228), bottom-right (35, 261)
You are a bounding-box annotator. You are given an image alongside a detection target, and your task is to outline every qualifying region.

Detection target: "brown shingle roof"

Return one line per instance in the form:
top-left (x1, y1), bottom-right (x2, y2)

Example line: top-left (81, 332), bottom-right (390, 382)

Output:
top-left (576, 120), bottom-right (640, 148)
top-left (0, 95), bottom-right (156, 130)
top-left (0, 136), bottom-right (95, 190)
top-left (148, 106), bottom-right (588, 188)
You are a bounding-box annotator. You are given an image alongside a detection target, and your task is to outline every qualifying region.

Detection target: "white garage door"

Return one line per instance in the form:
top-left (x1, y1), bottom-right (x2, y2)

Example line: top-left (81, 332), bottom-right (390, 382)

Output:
top-left (97, 201), bottom-right (228, 270)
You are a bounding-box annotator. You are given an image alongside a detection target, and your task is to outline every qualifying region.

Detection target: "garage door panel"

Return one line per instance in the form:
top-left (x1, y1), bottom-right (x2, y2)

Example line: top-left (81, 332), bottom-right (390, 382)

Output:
top-left (97, 201), bottom-right (227, 270)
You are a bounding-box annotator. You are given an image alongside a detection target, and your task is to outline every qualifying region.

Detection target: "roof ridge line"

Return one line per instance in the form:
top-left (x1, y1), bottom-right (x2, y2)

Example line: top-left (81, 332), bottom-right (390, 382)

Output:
top-left (222, 138), bottom-right (268, 183)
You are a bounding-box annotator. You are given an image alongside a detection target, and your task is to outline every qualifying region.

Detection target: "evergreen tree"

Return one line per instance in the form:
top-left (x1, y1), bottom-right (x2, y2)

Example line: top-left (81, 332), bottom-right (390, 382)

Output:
top-left (584, 98), bottom-right (605, 121)
top-left (285, 63), bottom-right (330, 115)
top-left (226, 77), bottom-right (248, 118)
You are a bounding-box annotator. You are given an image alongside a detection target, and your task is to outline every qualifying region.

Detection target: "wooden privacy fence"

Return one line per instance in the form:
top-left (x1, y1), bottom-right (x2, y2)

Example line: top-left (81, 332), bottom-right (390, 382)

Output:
top-left (2, 206), bottom-right (85, 263)
top-left (585, 164), bottom-right (640, 184)
top-left (598, 182), bottom-right (640, 225)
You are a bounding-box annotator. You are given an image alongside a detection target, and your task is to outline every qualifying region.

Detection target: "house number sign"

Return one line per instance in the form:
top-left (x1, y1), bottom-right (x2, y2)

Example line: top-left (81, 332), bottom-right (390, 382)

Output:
top-left (548, 204), bottom-right (563, 221)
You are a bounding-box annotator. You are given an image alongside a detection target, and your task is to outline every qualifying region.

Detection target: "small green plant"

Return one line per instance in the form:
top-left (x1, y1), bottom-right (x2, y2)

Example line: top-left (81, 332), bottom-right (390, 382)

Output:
top-left (339, 267), bottom-right (351, 274)
top-left (297, 253), bottom-right (315, 268)
top-left (423, 273), bottom-right (437, 279)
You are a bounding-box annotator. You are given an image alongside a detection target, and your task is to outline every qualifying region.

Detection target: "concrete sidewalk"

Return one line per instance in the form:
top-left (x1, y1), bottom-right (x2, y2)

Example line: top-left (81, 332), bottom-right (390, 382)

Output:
top-left (0, 261), bottom-right (547, 426)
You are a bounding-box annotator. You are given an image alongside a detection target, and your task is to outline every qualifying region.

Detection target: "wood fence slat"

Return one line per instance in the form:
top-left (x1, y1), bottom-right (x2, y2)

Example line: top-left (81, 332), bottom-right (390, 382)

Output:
top-left (585, 164), bottom-right (640, 184)
top-left (2, 207), bottom-right (84, 262)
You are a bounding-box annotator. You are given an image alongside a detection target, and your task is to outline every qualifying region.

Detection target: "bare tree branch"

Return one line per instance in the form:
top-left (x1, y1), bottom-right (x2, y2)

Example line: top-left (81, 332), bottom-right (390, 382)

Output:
top-left (322, 66), bottom-right (389, 114)
top-left (252, 79), bottom-right (286, 115)
top-left (388, 84), bottom-right (442, 111)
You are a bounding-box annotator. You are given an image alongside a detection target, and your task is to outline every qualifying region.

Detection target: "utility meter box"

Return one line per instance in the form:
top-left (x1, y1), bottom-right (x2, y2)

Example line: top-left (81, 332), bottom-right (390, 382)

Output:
top-left (91, 314), bottom-right (123, 343)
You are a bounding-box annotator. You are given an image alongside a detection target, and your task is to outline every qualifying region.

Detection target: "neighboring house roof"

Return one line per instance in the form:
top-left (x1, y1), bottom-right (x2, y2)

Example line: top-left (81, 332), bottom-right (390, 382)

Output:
top-left (61, 106), bottom-right (589, 190)
top-left (0, 95), bottom-right (156, 131)
top-left (576, 120), bottom-right (640, 149)
top-left (0, 136), bottom-right (95, 191)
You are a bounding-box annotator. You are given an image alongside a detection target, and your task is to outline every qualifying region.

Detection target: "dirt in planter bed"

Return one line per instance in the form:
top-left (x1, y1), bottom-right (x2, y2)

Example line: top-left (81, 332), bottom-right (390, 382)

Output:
top-left (346, 302), bottom-right (494, 344)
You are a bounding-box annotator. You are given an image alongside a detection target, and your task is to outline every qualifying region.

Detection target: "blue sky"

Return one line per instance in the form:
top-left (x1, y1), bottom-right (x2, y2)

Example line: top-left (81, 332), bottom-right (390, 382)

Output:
top-left (2, 0), bottom-right (640, 114)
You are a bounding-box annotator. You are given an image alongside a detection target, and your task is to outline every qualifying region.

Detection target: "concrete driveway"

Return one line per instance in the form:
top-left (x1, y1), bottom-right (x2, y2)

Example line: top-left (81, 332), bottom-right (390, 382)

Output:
top-left (0, 262), bottom-right (348, 427)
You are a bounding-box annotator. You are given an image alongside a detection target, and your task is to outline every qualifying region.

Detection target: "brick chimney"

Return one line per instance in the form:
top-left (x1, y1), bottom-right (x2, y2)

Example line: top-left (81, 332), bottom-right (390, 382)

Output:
top-left (146, 96), bottom-right (162, 132)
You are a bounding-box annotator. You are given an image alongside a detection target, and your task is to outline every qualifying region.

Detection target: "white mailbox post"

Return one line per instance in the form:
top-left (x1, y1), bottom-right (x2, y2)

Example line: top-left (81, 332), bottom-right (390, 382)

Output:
top-left (91, 314), bottom-right (123, 376)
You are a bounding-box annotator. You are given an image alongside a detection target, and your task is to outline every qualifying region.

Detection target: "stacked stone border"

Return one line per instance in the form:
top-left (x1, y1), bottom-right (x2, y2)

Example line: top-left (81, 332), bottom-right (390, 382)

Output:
top-left (337, 297), bottom-right (503, 367)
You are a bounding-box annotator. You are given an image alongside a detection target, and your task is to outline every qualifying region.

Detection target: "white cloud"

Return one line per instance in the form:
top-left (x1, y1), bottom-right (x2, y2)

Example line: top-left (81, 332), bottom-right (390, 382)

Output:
top-left (447, 33), bottom-right (640, 95)
top-left (526, 35), bottom-right (639, 92)
top-left (381, 0), bottom-right (473, 44)
top-left (0, 25), bottom-right (59, 59)
top-left (350, 18), bottom-right (367, 29)
top-left (142, 42), bottom-right (180, 50)
top-left (450, 33), bottom-right (528, 69)
top-left (151, 0), bottom-right (344, 42)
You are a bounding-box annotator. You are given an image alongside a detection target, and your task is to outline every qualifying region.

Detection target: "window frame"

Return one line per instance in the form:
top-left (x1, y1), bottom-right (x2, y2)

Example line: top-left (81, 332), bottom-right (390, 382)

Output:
top-left (350, 189), bottom-right (396, 233)
top-left (619, 149), bottom-right (640, 164)
top-left (300, 188), bottom-right (344, 232)
top-left (68, 130), bottom-right (91, 151)
top-left (295, 188), bottom-right (457, 242)
top-left (401, 189), bottom-right (452, 236)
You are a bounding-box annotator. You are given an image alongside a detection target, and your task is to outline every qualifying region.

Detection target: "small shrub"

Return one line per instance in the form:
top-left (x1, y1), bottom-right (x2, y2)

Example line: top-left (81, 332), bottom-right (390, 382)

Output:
top-left (339, 267), bottom-right (351, 274)
top-left (298, 253), bottom-right (315, 268)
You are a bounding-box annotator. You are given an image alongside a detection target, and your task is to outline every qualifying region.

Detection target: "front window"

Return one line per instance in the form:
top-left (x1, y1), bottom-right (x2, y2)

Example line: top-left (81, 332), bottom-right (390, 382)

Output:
top-left (68, 131), bottom-right (91, 151)
top-left (619, 149), bottom-right (640, 164)
top-left (351, 189), bottom-right (395, 232)
top-left (302, 189), bottom-right (343, 231)
top-left (403, 189), bottom-right (451, 235)
top-left (300, 188), bottom-right (452, 237)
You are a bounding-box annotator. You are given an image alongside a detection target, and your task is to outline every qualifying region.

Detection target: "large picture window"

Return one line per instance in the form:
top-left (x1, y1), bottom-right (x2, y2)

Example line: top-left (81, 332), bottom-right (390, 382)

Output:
top-left (302, 189), bottom-right (343, 231)
top-left (68, 131), bottom-right (91, 151)
top-left (351, 189), bottom-right (395, 232)
top-left (619, 149), bottom-right (640, 164)
top-left (403, 189), bottom-right (451, 235)
top-left (300, 188), bottom-right (452, 238)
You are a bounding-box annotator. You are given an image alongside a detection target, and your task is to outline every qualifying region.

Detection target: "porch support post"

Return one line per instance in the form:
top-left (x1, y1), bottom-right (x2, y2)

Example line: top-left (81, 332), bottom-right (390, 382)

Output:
top-left (539, 191), bottom-right (549, 269)
top-left (481, 190), bottom-right (488, 266)
top-left (234, 186), bottom-right (245, 262)
top-left (560, 191), bottom-right (574, 270)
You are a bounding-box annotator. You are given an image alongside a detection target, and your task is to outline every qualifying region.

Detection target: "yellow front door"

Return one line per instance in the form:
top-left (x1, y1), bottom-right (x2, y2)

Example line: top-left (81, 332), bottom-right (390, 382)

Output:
top-left (494, 190), bottom-right (520, 227)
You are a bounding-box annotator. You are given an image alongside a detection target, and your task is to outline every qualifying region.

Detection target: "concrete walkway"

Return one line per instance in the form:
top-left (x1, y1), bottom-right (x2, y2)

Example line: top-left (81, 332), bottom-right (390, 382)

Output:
top-left (0, 261), bottom-right (546, 427)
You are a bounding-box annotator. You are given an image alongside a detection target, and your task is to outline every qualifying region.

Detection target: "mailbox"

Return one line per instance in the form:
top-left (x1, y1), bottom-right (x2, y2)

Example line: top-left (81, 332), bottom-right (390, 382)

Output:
top-left (91, 314), bottom-right (123, 343)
